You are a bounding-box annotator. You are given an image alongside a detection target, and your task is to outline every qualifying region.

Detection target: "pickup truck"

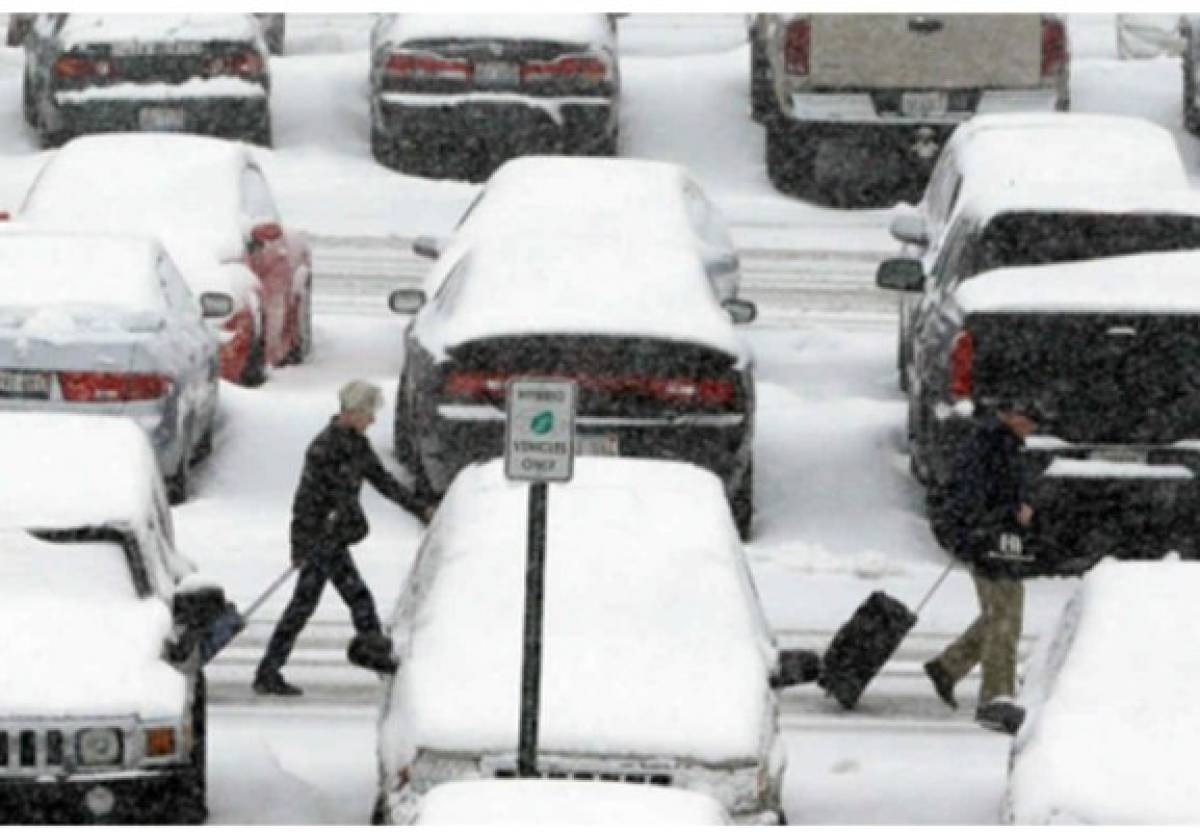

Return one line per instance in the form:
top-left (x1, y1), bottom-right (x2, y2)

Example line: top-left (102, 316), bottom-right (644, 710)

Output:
top-left (756, 14), bottom-right (1070, 206)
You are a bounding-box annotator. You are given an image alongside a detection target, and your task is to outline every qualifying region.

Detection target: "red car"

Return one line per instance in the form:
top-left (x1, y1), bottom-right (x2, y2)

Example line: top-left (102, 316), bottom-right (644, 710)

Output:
top-left (16, 133), bottom-right (311, 384)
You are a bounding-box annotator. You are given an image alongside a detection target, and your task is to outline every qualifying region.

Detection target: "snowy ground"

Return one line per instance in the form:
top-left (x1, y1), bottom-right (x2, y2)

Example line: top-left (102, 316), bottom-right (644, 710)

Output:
top-left (2, 12), bottom-right (1193, 824)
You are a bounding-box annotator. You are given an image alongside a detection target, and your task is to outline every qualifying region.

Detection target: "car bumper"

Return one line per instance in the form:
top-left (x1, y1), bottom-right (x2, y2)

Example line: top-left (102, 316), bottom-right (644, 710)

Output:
top-left (374, 92), bottom-right (615, 153)
top-left (0, 767), bottom-right (191, 823)
top-left (419, 404), bottom-right (751, 498)
top-left (51, 92), bottom-right (268, 140)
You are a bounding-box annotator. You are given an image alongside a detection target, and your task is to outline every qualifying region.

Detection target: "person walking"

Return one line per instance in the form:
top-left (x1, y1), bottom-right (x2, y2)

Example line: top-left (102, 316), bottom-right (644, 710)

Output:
top-left (923, 401), bottom-right (1040, 735)
top-left (254, 380), bottom-right (432, 696)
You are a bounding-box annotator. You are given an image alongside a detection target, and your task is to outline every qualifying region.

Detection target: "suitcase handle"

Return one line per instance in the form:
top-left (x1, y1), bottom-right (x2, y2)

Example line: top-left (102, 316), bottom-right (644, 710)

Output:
top-left (241, 566), bottom-right (298, 619)
top-left (914, 562), bottom-right (955, 616)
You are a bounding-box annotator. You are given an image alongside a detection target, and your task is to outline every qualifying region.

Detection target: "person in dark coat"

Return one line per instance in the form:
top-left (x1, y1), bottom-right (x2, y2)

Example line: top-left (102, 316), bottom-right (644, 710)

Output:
top-left (924, 401), bottom-right (1039, 735)
top-left (254, 380), bottom-right (432, 696)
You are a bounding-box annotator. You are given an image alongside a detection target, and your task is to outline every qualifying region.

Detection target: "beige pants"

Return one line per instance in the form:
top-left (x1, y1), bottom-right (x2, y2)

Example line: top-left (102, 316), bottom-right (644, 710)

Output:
top-left (936, 570), bottom-right (1024, 704)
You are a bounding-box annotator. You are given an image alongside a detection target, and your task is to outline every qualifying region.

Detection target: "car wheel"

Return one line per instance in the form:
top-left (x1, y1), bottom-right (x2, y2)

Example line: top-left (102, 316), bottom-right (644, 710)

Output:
top-left (170, 673), bottom-right (208, 824)
top-left (191, 420), bottom-right (215, 465)
top-left (369, 793), bottom-right (387, 825)
top-left (731, 461), bottom-right (754, 541)
top-left (21, 75), bottom-right (36, 129)
top-left (240, 324), bottom-right (268, 387)
top-left (284, 281), bottom-right (313, 365)
top-left (166, 434), bottom-right (191, 506)
top-left (897, 330), bottom-right (911, 393)
top-left (907, 396), bottom-right (932, 486)
top-left (765, 119), bottom-right (818, 200)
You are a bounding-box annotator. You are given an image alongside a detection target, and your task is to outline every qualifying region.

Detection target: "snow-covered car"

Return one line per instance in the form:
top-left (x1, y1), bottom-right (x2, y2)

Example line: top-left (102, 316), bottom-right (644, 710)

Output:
top-left (374, 457), bottom-right (813, 824)
top-left (412, 779), bottom-right (731, 824)
top-left (388, 236), bottom-right (758, 537)
top-left (0, 231), bottom-right (224, 503)
top-left (368, 14), bottom-right (619, 180)
top-left (1007, 559), bottom-right (1200, 823)
top-left (887, 113), bottom-right (1189, 391)
top-left (415, 155), bottom-right (743, 303)
top-left (0, 412), bottom-right (229, 823)
top-left (16, 133), bottom-right (312, 386)
top-left (22, 13), bottom-right (272, 148)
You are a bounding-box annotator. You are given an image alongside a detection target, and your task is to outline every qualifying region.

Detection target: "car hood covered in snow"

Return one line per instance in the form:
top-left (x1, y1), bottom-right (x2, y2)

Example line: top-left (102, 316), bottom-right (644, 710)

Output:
top-left (381, 457), bottom-right (776, 769)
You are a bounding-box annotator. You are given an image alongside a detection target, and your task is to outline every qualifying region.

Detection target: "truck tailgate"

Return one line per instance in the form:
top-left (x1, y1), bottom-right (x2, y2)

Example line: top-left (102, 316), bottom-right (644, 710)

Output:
top-left (809, 14), bottom-right (1043, 89)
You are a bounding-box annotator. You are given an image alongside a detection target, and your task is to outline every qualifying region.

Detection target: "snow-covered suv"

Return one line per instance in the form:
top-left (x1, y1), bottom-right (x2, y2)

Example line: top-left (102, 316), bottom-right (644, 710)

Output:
top-left (0, 413), bottom-right (228, 823)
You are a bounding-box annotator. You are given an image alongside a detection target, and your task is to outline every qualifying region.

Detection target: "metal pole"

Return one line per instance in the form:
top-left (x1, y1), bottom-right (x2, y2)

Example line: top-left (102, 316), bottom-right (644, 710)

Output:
top-left (517, 480), bottom-right (548, 777)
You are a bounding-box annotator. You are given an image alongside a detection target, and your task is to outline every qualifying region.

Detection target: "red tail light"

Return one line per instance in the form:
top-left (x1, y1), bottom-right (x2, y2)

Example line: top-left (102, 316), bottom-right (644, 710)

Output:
top-left (949, 330), bottom-right (974, 401)
top-left (445, 370), bottom-right (508, 400)
top-left (209, 50), bottom-right (264, 77)
top-left (784, 18), bottom-right (811, 76)
top-left (1041, 17), bottom-right (1067, 78)
top-left (54, 55), bottom-right (112, 79)
top-left (521, 54), bottom-right (609, 82)
top-left (59, 372), bottom-right (171, 403)
top-left (385, 51), bottom-right (472, 80)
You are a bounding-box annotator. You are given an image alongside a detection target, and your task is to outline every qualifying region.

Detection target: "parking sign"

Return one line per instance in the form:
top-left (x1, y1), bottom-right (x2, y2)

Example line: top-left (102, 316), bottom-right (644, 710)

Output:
top-left (504, 378), bottom-right (577, 482)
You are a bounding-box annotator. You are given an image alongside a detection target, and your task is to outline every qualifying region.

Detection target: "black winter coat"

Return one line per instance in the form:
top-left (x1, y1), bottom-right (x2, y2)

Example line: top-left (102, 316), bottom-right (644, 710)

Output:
top-left (291, 418), bottom-right (427, 559)
top-left (930, 415), bottom-right (1032, 579)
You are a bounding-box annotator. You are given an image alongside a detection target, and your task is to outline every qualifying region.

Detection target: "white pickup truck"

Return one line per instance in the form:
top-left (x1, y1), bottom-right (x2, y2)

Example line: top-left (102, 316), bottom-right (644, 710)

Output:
top-left (752, 14), bottom-right (1070, 206)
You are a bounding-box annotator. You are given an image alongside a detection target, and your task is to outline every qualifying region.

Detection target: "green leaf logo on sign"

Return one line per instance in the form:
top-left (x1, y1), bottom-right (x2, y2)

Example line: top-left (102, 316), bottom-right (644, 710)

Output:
top-left (530, 410), bottom-right (554, 435)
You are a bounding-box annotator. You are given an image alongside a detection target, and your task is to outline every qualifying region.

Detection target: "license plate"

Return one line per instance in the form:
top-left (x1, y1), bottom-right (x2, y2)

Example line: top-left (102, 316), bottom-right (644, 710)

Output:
top-left (139, 107), bottom-right (186, 131)
top-left (576, 434), bottom-right (619, 457)
top-left (1090, 447), bottom-right (1148, 465)
top-left (901, 91), bottom-right (948, 118)
top-left (474, 61), bottom-right (519, 86)
top-left (0, 370), bottom-right (51, 398)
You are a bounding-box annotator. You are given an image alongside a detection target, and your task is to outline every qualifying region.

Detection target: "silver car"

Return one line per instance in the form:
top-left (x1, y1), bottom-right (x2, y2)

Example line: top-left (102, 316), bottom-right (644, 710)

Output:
top-left (0, 230), bottom-right (226, 502)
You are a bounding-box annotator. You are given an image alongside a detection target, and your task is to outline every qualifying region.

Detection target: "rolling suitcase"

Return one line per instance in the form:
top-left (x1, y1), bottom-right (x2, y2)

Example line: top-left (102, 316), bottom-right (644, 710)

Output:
top-left (818, 562), bottom-right (954, 710)
top-left (199, 566), bottom-right (297, 664)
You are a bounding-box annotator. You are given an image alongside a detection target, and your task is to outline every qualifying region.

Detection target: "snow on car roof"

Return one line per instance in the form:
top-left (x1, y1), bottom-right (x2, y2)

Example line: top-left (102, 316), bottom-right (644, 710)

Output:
top-left (1009, 559), bottom-right (1200, 823)
top-left (0, 413), bottom-right (159, 531)
top-left (61, 13), bottom-right (262, 47)
top-left (955, 250), bottom-right (1200, 315)
top-left (379, 14), bottom-right (614, 48)
top-left (0, 530), bottom-right (184, 719)
top-left (21, 134), bottom-right (252, 262)
top-left (382, 457), bottom-right (774, 765)
top-left (415, 780), bottom-right (729, 825)
top-left (957, 185), bottom-right (1200, 226)
top-left (414, 237), bottom-right (744, 358)
top-left (0, 230), bottom-right (164, 314)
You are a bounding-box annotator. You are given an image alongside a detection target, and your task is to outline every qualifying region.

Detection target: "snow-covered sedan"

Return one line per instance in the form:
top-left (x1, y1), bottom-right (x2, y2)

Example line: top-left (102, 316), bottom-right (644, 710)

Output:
top-left (17, 133), bottom-right (312, 386)
top-left (1007, 559), bottom-right (1200, 823)
top-left (368, 14), bottom-right (619, 179)
top-left (388, 236), bottom-right (758, 537)
top-left (374, 457), bottom-right (815, 824)
top-left (415, 155), bottom-right (743, 303)
top-left (0, 231), bottom-right (224, 502)
top-left (22, 13), bottom-right (272, 147)
top-left (0, 413), bottom-right (229, 823)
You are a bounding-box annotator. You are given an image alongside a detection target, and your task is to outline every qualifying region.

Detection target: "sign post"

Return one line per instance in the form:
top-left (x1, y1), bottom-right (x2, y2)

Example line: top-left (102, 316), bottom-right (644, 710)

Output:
top-left (504, 378), bottom-right (576, 778)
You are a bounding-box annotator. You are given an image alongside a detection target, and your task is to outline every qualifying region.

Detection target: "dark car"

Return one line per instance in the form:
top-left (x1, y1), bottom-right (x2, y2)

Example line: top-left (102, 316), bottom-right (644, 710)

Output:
top-left (878, 188), bottom-right (1200, 570)
top-left (23, 13), bottom-right (272, 148)
top-left (387, 236), bottom-right (759, 537)
top-left (367, 14), bottom-right (619, 180)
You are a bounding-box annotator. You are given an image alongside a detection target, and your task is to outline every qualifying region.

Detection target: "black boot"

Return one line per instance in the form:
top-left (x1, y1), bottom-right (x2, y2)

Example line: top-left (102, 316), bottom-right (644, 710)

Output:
top-left (253, 670), bottom-right (303, 697)
top-left (924, 659), bottom-right (958, 710)
top-left (975, 698), bottom-right (1025, 735)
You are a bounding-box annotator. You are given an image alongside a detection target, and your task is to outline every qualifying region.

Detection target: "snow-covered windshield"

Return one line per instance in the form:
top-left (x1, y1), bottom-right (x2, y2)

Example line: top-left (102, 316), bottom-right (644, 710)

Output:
top-left (0, 530), bottom-right (135, 600)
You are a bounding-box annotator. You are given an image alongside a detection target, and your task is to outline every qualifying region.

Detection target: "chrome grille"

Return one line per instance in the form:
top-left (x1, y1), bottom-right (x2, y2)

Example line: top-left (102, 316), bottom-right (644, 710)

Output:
top-left (0, 722), bottom-right (129, 775)
top-left (493, 767), bottom-right (673, 787)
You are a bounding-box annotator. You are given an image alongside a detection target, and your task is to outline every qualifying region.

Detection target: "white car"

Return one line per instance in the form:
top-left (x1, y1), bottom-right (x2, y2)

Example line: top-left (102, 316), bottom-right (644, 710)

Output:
top-left (0, 230), bottom-right (224, 502)
top-left (413, 155), bottom-right (743, 303)
top-left (887, 113), bottom-right (1190, 391)
top-left (1007, 558), bottom-right (1200, 823)
top-left (373, 457), bottom-right (816, 824)
top-left (0, 413), bottom-right (229, 823)
top-left (413, 779), bottom-right (730, 825)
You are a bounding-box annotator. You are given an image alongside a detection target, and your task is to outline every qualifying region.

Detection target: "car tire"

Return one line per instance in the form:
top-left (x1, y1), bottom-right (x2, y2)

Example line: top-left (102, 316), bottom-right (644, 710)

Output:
top-left (897, 330), bottom-right (911, 394)
top-left (284, 279), bottom-right (313, 365)
top-left (191, 420), bottom-right (215, 465)
top-left (170, 673), bottom-right (208, 824)
top-left (907, 396), bottom-right (932, 487)
top-left (765, 118), bottom-right (819, 200)
top-left (21, 74), bottom-right (36, 129)
top-left (240, 324), bottom-right (268, 387)
top-left (369, 793), bottom-right (387, 825)
top-left (731, 461), bottom-right (754, 541)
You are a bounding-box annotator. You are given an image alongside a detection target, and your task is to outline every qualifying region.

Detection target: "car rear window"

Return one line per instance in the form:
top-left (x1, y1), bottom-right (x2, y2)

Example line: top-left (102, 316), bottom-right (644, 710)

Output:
top-left (974, 212), bottom-right (1200, 275)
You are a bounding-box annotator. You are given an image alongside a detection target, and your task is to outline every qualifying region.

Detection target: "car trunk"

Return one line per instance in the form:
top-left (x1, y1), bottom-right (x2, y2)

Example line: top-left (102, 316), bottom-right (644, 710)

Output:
top-left (968, 313), bottom-right (1200, 444)
top-left (390, 37), bottom-right (604, 95)
top-left (808, 14), bottom-right (1042, 89)
top-left (441, 335), bottom-right (745, 417)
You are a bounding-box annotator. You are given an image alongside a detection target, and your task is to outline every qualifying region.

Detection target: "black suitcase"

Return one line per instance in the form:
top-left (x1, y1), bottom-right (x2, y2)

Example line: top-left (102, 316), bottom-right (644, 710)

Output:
top-left (818, 563), bottom-right (953, 710)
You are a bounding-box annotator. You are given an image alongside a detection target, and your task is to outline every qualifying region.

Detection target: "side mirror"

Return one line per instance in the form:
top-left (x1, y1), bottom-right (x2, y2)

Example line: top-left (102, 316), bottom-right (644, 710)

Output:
top-left (889, 212), bottom-right (928, 247)
top-left (769, 649), bottom-right (822, 690)
top-left (722, 298), bottom-right (757, 325)
top-left (876, 258), bottom-right (926, 293)
top-left (412, 235), bottom-right (443, 260)
top-left (389, 288), bottom-right (426, 315)
top-left (199, 292), bottom-right (235, 319)
top-left (250, 221), bottom-right (283, 246)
